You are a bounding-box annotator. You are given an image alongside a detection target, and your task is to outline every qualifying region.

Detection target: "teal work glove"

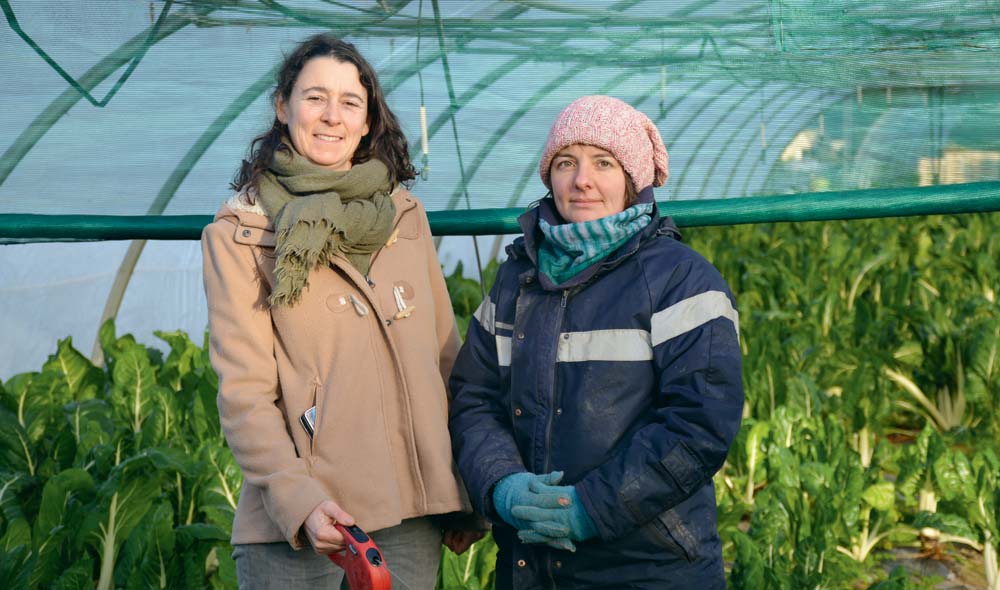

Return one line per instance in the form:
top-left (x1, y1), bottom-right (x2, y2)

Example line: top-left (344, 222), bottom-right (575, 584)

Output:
top-left (511, 479), bottom-right (598, 550)
top-left (492, 471), bottom-right (569, 530)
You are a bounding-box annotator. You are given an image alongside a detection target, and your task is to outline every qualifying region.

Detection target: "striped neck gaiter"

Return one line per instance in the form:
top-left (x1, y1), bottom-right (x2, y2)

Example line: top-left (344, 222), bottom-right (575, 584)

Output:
top-left (537, 202), bottom-right (653, 286)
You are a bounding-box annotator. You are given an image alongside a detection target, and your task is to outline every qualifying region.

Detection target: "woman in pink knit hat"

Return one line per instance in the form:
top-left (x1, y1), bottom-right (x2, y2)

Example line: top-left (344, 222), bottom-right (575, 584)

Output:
top-left (450, 95), bottom-right (744, 589)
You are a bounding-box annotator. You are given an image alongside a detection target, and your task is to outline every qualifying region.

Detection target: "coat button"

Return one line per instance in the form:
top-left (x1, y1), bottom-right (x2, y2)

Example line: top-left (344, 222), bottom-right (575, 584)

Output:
top-left (241, 229), bottom-right (251, 237)
top-left (514, 408), bottom-right (523, 417)
top-left (517, 332), bottom-right (525, 340)
top-left (517, 559), bottom-right (526, 568)
top-left (555, 408), bottom-right (562, 416)
top-left (554, 560), bottom-right (562, 568)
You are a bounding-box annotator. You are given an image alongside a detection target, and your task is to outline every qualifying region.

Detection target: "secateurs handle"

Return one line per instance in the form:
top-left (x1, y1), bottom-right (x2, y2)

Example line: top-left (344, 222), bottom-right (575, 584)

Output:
top-left (327, 523), bottom-right (392, 590)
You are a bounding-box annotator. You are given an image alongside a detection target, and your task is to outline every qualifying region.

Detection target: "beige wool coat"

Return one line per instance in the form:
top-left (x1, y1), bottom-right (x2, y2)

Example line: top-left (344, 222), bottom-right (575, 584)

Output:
top-left (202, 187), bottom-right (468, 548)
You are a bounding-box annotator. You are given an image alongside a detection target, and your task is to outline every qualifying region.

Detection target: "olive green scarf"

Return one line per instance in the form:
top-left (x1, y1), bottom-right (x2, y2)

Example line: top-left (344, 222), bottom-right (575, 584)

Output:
top-left (257, 146), bottom-right (395, 307)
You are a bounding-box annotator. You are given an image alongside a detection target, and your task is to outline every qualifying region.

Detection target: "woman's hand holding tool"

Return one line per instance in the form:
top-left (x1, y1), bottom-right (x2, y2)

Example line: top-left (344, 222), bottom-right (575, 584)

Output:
top-left (303, 499), bottom-right (356, 554)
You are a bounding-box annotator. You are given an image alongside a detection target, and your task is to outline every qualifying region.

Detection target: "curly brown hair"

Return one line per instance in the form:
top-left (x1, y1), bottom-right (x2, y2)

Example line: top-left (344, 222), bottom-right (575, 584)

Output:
top-left (231, 34), bottom-right (416, 194)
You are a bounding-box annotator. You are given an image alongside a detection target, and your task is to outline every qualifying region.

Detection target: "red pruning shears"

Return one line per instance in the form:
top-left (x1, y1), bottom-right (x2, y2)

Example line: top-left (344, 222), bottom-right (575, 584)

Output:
top-left (328, 523), bottom-right (393, 590)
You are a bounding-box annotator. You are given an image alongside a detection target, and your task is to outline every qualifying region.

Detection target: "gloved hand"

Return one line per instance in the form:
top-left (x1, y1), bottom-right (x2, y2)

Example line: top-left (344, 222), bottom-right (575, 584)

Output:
top-left (511, 478), bottom-right (598, 550)
top-left (492, 471), bottom-right (570, 531)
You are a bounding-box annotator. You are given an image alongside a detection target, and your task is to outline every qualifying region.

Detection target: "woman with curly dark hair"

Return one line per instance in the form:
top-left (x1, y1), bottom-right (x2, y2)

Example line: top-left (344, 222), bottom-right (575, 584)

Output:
top-left (202, 34), bottom-right (483, 590)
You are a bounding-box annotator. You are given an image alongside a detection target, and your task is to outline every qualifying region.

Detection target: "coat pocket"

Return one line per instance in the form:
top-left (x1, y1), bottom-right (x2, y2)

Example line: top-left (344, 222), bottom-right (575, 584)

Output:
top-left (639, 507), bottom-right (701, 562)
top-left (307, 380), bottom-right (322, 457)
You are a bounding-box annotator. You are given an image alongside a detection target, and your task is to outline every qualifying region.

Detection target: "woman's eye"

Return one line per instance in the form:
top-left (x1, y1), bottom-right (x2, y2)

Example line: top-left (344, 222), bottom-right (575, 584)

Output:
top-left (596, 159), bottom-right (613, 168)
top-left (306, 95), bottom-right (323, 102)
top-left (555, 160), bottom-right (573, 169)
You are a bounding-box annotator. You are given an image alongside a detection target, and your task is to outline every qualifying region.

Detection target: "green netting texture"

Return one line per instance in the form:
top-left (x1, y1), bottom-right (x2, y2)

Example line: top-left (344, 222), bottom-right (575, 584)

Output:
top-left (2, 0), bottom-right (1000, 240)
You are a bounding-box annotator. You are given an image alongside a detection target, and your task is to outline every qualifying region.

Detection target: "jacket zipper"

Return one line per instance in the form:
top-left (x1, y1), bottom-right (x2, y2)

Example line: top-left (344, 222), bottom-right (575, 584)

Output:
top-left (541, 289), bottom-right (570, 588)
top-left (542, 289), bottom-right (570, 474)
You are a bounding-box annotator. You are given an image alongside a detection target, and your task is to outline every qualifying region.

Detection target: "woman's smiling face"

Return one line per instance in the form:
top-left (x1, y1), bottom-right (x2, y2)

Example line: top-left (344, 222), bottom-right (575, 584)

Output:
top-left (549, 144), bottom-right (629, 223)
top-left (276, 57), bottom-right (369, 170)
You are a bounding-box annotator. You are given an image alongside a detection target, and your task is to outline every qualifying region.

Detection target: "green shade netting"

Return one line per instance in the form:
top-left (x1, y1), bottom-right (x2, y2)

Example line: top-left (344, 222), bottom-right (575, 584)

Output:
top-left (3, 0), bottom-right (1000, 245)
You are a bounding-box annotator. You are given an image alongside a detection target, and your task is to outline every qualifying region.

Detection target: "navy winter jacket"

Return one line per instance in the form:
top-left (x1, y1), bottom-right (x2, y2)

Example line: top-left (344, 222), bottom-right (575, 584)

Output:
top-left (449, 192), bottom-right (744, 589)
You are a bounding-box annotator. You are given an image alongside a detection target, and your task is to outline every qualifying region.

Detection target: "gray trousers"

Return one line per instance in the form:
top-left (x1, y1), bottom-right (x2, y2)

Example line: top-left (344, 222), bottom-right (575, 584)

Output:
top-left (233, 517), bottom-right (442, 590)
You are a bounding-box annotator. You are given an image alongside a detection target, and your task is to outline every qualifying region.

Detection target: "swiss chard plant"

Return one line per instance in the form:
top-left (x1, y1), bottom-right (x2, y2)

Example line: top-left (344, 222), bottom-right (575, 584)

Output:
top-left (0, 323), bottom-right (237, 590)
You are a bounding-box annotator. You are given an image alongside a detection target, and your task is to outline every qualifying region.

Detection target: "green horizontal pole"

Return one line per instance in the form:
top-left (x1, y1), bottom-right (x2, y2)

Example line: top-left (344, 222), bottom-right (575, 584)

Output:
top-left (1, 181), bottom-right (998, 243)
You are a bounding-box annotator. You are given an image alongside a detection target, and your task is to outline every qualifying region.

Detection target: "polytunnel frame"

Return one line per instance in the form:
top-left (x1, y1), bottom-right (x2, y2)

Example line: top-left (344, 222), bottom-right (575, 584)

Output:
top-left (2, 0), bottom-right (1000, 357)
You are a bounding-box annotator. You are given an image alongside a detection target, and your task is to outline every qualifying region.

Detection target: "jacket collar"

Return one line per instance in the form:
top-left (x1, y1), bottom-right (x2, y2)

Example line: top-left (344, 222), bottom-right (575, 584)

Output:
top-left (511, 187), bottom-right (680, 290)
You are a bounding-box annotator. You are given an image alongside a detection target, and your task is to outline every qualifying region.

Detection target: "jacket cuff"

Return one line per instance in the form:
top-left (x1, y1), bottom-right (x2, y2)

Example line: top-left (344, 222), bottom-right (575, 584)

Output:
top-left (264, 477), bottom-right (330, 549)
top-left (479, 465), bottom-right (526, 522)
top-left (575, 475), bottom-right (630, 541)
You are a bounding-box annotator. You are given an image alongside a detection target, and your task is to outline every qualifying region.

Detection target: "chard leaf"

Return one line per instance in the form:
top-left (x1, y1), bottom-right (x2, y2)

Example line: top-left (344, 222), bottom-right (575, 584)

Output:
top-left (897, 426), bottom-right (937, 503)
top-left (90, 475), bottom-right (160, 590)
top-left (966, 323), bottom-right (998, 381)
top-left (862, 482), bottom-right (895, 512)
top-left (176, 523), bottom-right (229, 542)
top-left (911, 511), bottom-right (978, 542)
top-left (33, 468), bottom-right (93, 540)
top-left (750, 487), bottom-right (791, 546)
top-left (116, 501), bottom-right (174, 590)
top-left (0, 411), bottom-right (36, 476)
top-left (214, 545), bottom-right (238, 589)
top-left (63, 400), bottom-right (113, 464)
top-left (109, 344), bottom-right (158, 437)
top-left (730, 531), bottom-right (765, 590)
top-left (7, 373), bottom-right (60, 445)
top-left (769, 447), bottom-right (800, 490)
top-left (199, 446), bottom-right (241, 531)
top-left (800, 462), bottom-right (833, 497)
top-left (931, 450), bottom-right (966, 502)
top-left (31, 523), bottom-right (71, 589)
top-left (0, 544), bottom-right (35, 590)
top-left (952, 451), bottom-right (975, 501)
top-left (0, 471), bottom-right (29, 523)
top-left (50, 558), bottom-right (94, 590)
top-left (1, 518), bottom-right (30, 551)
top-left (445, 261), bottom-right (484, 319)
top-left (42, 338), bottom-right (104, 401)
top-left (174, 525), bottom-right (230, 589)
top-left (97, 320), bottom-right (122, 374)
top-left (191, 381), bottom-right (221, 442)
top-left (835, 459), bottom-right (864, 528)
top-left (155, 330), bottom-right (199, 393)
top-left (892, 341), bottom-right (923, 367)
top-left (972, 467), bottom-right (998, 534)
top-left (30, 469), bottom-right (93, 586)
top-left (745, 421), bottom-right (769, 473)
top-left (114, 447), bottom-right (195, 481)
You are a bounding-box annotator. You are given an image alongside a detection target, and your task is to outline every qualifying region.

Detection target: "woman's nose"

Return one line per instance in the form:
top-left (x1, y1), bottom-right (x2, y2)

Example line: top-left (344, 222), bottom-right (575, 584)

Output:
top-left (574, 164), bottom-right (594, 189)
top-left (321, 102), bottom-right (341, 124)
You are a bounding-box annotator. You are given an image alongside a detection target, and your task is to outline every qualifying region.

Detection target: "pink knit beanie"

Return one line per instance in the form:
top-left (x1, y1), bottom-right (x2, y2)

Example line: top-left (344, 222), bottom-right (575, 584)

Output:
top-left (539, 95), bottom-right (669, 191)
